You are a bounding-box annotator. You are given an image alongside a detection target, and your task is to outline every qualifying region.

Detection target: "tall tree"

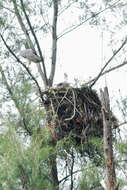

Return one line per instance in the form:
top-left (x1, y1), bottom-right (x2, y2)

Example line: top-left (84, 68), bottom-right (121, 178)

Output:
top-left (0, 0), bottom-right (127, 190)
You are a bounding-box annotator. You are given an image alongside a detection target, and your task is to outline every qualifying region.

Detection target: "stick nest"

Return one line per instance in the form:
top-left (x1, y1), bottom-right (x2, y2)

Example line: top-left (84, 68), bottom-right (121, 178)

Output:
top-left (42, 86), bottom-right (104, 145)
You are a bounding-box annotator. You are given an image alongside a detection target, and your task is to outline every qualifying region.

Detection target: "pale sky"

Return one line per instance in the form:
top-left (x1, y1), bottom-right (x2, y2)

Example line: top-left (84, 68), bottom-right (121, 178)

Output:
top-left (55, 25), bottom-right (102, 84)
top-left (55, 25), bottom-right (127, 99)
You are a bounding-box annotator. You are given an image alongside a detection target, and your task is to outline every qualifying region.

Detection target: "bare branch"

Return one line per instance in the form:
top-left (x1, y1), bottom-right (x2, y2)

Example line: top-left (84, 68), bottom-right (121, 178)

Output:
top-left (58, 1), bottom-right (75, 16)
top-left (1, 5), bottom-right (15, 14)
top-left (20, 0), bottom-right (48, 87)
top-left (40, 9), bottom-right (52, 34)
top-left (118, 121), bottom-right (127, 127)
top-left (49, 0), bottom-right (58, 86)
top-left (100, 87), bottom-right (118, 190)
top-left (59, 169), bottom-right (82, 184)
top-left (86, 60), bottom-right (127, 86)
top-left (57, 0), bottom-right (120, 39)
top-left (90, 38), bottom-right (127, 87)
top-left (12, 0), bottom-right (34, 49)
top-left (70, 149), bottom-right (74, 190)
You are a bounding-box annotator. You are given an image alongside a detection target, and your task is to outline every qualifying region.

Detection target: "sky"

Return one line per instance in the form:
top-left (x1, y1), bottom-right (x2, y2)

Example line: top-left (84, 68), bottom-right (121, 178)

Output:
top-left (55, 25), bottom-right (102, 84)
top-left (54, 24), bottom-right (127, 98)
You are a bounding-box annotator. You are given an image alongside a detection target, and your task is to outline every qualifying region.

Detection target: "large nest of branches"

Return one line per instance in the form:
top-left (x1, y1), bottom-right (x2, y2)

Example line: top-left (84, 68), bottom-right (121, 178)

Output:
top-left (42, 86), bottom-right (105, 144)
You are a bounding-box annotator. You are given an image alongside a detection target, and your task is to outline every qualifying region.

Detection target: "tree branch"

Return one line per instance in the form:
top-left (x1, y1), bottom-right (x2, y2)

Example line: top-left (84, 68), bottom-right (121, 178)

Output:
top-left (20, 0), bottom-right (48, 87)
top-left (58, 1), bottom-right (75, 16)
top-left (90, 38), bottom-right (127, 88)
top-left (12, 0), bottom-right (34, 49)
top-left (0, 64), bottom-right (32, 135)
top-left (100, 87), bottom-right (118, 190)
top-left (57, 0), bottom-right (120, 39)
top-left (12, 0), bottom-right (47, 88)
top-left (70, 149), bottom-right (74, 190)
top-left (59, 169), bottom-right (82, 184)
top-left (86, 60), bottom-right (127, 86)
top-left (118, 121), bottom-right (127, 127)
top-left (49, 0), bottom-right (58, 86)
top-left (0, 34), bottom-right (42, 97)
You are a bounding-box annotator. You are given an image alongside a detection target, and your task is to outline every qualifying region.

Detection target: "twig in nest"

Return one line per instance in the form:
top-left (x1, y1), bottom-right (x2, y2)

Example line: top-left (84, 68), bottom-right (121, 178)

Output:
top-left (56, 88), bottom-right (70, 113)
top-left (50, 98), bottom-right (56, 116)
top-left (64, 95), bottom-right (82, 117)
top-left (82, 124), bottom-right (89, 143)
top-left (65, 89), bottom-right (76, 121)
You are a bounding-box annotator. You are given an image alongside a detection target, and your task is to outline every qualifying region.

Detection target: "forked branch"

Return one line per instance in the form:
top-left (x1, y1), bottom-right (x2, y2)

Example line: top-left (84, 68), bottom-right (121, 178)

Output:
top-left (90, 38), bottom-right (127, 88)
top-left (86, 60), bottom-right (127, 86)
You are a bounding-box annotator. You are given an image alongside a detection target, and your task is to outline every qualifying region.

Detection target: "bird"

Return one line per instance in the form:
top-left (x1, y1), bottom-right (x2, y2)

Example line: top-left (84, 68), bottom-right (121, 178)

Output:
top-left (57, 82), bottom-right (70, 88)
top-left (57, 73), bottom-right (70, 88)
top-left (64, 73), bottom-right (68, 82)
top-left (20, 49), bottom-right (41, 63)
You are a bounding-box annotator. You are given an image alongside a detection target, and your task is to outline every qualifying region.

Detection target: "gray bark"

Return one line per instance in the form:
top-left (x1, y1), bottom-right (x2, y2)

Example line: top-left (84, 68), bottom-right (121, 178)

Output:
top-left (100, 87), bottom-right (118, 190)
top-left (49, 0), bottom-right (58, 86)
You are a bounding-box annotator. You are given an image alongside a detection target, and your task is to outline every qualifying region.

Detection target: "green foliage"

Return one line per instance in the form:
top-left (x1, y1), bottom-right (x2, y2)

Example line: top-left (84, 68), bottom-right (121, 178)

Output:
top-left (74, 136), bottom-right (104, 167)
top-left (89, 137), bottom-right (104, 166)
top-left (79, 163), bottom-right (104, 190)
top-left (0, 129), bottom-right (24, 190)
top-left (0, 17), bottom-right (6, 28)
top-left (118, 178), bottom-right (127, 190)
top-left (116, 141), bottom-right (127, 155)
top-left (56, 135), bottom-right (76, 153)
top-left (0, 127), bottom-right (55, 190)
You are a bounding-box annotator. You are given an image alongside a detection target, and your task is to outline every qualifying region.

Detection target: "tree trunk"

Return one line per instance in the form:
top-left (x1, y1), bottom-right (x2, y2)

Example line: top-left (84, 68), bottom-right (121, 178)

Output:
top-left (100, 87), bottom-right (118, 190)
top-left (49, 140), bottom-right (59, 190)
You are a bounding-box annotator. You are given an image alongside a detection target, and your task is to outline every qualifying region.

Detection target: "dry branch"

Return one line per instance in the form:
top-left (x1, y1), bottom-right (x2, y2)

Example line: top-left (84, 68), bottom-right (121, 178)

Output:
top-left (90, 38), bottom-right (127, 87)
top-left (100, 87), bottom-right (118, 190)
top-left (86, 60), bottom-right (127, 86)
